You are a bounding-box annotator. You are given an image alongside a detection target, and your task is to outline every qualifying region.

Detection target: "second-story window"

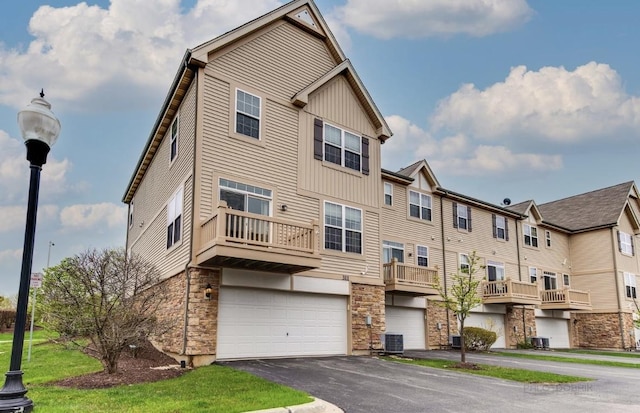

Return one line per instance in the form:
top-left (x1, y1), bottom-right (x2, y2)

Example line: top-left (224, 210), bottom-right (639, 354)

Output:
top-left (492, 214), bottom-right (508, 240)
top-left (546, 230), bottom-right (552, 248)
top-left (459, 253), bottom-right (470, 273)
top-left (543, 271), bottom-right (557, 290)
top-left (529, 267), bottom-right (538, 284)
top-left (618, 231), bottom-right (634, 256)
top-left (453, 203), bottom-right (472, 231)
top-left (383, 241), bottom-right (404, 263)
top-left (487, 260), bottom-right (505, 282)
top-left (324, 123), bottom-right (361, 172)
top-left (524, 224), bottom-right (538, 247)
top-left (384, 182), bottom-right (393, 206)
top-left (324, 202), bottom-right (362, 254)
top-left (417, 245), bottom-right (429, 267)
top-left (167, 187), bottom-right (183, 249)
top-left (236, 89), bottom-right (261, 139)
top-left (170, 117), bottom-right (178, 162)
top-left (624, 272), bottom-right (637, 299)
top-left (409, 190), bottom-right (432, 221)
top-left (563, 274), bottom-right (570, 286)
top-left (219, 178), bottom-right (271, 216)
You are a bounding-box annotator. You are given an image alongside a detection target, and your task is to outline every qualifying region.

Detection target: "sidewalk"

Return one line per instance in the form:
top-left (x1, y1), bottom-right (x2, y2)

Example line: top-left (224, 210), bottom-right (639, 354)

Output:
top-left (248, 398), bottom-right (343, 413)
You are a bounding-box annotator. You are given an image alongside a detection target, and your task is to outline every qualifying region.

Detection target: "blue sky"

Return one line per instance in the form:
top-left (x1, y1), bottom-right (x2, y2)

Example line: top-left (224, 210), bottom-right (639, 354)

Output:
top-left (1, 0), bottom-right (639, 296)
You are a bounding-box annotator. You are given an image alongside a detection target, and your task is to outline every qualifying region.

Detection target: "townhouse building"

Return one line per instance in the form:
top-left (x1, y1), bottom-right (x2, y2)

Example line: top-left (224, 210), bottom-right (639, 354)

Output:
top-left (123, 0), bottom-right (639, 365)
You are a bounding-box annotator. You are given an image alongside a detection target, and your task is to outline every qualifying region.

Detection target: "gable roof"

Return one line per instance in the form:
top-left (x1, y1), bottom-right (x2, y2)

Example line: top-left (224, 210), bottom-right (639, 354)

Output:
top-left (395, 160), bottom-right (440, 187)
top-left (506, 200), bottom-right (533, 216)
top-left (538, 181), bottom-right (637, 232)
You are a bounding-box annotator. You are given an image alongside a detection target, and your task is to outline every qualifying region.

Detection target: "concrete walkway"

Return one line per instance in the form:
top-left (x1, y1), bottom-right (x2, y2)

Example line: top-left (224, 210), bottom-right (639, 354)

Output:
top-left (248, 398), bottom-right (343, 413)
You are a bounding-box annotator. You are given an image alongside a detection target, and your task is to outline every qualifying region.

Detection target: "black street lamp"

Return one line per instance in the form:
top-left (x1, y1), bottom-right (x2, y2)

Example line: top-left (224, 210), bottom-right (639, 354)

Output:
top-left (0, 91), bottom-right (61, 412)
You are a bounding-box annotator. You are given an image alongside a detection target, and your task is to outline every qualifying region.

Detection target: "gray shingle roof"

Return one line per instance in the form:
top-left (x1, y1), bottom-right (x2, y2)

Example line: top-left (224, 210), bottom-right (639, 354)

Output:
top-left (537, 181), bottom-right (634, 231)
top-left (396, 160), bottom-right (423, 177)
top-left (506, 200), bottom-right (534, 215)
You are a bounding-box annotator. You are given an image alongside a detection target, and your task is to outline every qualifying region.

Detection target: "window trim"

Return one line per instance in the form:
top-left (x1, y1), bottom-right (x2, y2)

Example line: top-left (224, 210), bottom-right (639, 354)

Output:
top-left (234, 87), bottom-right (262, 140)
top-left (486, 260), bottom-right (505, 282)
top-left (323, 122), bottom-right (362, 172)
top-left (545, 230), bottom-right (552, 248)
top-left (459, 253), bottom-right (470, 273)
top-left (529, 267), bottom-right (538, 284)
top-left (383, 182), bottom-right (393, 206)
top-left (619, 231), bottom-right (634, 256)
top-left (457, 204), bottom-right (469, 230)
top-left (324, 201), bottom-right (363, 254)
top-left (524, 224), bottom-right (539, 248)
top-left (563, 273), bottom-right (570, 287)
top-left (409, 190), bottom-right (432, 221)
top-left (218, 178), bottom-right (273, 215)
top-left (169, 116), bottom-right (179, 163)
top-left (624, 272), bottom-right (637, 299)
top-left (382, 240), bottom-right (404, 263)
top-left (542, 270), bottom-right (557, 290)
top-left (166, 186), bottom-right (184, 250)
top-left (416, 245), bottom-right (429, 267)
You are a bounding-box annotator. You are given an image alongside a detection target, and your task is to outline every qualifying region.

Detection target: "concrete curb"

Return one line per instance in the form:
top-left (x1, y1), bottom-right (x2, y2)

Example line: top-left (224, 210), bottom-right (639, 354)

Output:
top-left (247, 398), bottom-right (343, 413)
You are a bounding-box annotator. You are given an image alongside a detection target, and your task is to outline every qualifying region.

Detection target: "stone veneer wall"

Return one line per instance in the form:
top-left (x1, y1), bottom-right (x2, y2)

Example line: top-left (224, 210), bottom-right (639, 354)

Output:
top-left (426, 299), bottom-right (458, 348)
top-left (351, 283), bottom-right (385, 353)
top-left (151, 268), bottom-right (220, 365)
top-left (571, 312), bottom-right (635, 349)
top-left (505, 306), bottom-right (536, 348)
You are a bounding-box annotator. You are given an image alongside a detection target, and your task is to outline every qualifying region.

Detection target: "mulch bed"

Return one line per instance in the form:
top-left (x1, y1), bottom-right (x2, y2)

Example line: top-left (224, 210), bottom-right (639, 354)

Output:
top-left (51, 341), bottom-right (187, 389)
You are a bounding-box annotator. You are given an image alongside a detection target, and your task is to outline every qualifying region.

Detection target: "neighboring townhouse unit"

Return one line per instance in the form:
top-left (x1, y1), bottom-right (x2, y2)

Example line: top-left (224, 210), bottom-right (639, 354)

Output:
top-left (124, 0), bottom-right (638, 363)
top-left (123, 0), bottom-right (393, 365)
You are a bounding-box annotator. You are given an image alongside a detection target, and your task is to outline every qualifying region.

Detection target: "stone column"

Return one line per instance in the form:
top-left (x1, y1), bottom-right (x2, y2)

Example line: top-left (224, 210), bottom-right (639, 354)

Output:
top-left (505, 306), bottom-right (536, 348)
top-left (351, 283), bottom-right (385, 354)
top-left (426, 299), bottom-right (457, 348)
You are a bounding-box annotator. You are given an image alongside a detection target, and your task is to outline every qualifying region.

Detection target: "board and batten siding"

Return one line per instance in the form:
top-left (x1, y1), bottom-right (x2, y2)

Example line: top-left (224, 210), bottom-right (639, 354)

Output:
top-left (127, 81), bottom-right (196, 276)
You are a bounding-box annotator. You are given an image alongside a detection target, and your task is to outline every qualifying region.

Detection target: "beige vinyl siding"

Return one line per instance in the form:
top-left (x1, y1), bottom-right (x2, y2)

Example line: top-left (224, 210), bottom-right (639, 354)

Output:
top-left (127, 81), bottom-right (196, 275)
top-left (522, 228), bottom-right (571, 291)
top-left (615, 215), bottom-right (640, 274)
top-left (206, 21), bottom-right (335, 103)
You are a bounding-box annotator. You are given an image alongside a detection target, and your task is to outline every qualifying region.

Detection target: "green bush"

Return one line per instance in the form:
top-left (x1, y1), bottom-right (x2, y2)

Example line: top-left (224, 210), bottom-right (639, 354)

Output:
top-left (463, 326), bottom-right (497, 351)
top-left (517, 340), bottom-right (534, 349)
top-left (0, 310), bottom-right (16, 329)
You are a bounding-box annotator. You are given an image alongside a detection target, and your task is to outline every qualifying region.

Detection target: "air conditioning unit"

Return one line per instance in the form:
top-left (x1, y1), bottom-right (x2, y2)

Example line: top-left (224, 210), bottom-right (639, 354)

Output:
top-left (530, 337), bottom-right (550, 350)
top-left (382, 333), bottom-right (404, 354)
top-left (450, 335), bottom-right (462, 349)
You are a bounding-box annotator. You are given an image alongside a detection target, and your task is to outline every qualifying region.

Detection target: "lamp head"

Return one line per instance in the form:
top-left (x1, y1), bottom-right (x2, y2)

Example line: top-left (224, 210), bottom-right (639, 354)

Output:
top-left (17, 91), bottom-right (61, 166)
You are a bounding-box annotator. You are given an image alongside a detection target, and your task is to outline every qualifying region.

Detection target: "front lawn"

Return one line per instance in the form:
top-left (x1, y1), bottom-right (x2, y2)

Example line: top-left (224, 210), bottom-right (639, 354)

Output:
top-left (0, 334), bottom-right (311, 412)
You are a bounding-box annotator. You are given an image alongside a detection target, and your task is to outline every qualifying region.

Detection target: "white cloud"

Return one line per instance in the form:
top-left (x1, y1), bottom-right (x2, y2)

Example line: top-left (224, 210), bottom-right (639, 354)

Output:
top-left (432, 62), bottom-right (640, 143)
top-left (0, 130), bottom-right (72, 203)
top-left (335, 0), bottom-right (533, 39)
top-left (0, 0), bottom-right (283, 112)
top-left (0, 249), bottom-right (22, 263)
top-left (0, 205), bottom-right (60, 233)
top-left (60, 203), bottom-right (127, 231)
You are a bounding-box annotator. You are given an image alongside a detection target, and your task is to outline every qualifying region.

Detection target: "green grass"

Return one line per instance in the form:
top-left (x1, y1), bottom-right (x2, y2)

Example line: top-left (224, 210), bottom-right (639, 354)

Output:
top-left (384, 357), bottom-right (591, 383)
top-left (557, 349), bottom-right (640, 358)
top-left (495, 351), bottom-right (640, 368)
top-left (0, 333), bottom-right (312, 412)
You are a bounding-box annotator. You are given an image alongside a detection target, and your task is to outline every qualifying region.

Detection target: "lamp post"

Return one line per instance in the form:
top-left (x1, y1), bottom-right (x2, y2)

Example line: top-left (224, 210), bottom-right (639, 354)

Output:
top-left (0, 91), bottom-right (61, 412)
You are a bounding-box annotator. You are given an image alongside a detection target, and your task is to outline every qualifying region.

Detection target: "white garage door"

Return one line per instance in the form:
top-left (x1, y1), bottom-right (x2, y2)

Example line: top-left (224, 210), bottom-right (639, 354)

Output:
top-left (385, 306), bottom-right (425, 350)
top-left (217, 288), bottom-right (347, 359)
top-left (466, 313), bottom-right (506, 349)
top-left (536, 318), bottom-right (570, 348)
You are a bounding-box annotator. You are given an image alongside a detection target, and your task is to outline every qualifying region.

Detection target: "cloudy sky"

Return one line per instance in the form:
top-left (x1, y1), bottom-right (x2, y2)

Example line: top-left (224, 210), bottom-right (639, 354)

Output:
top-left (1, 0), bottom-right (639, 295)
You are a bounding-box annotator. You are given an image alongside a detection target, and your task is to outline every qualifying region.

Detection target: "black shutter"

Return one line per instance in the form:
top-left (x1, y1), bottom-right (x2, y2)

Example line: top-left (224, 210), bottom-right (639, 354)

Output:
top-left (492, 214), bottom-right (497, 238)
top-left (361, 137), bottom-right (370, 175)
top-left (467, 206), bottom-right (472, 232)
top-left (505, 218), bottom-right (509, 241)
top-left (617, 230), bottom-right (622, 252)
top-left (632, 237), bottom-right (635, 256)
top-left (452, 202), bottom-right (458, 228)
top-left (313, 118), bottom-right (323, 160)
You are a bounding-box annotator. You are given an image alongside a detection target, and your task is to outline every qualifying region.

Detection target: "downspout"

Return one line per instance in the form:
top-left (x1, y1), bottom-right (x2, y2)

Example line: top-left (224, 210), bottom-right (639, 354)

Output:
top-left (515, 218), bottom-right (526, 344)
top-left (440, 193), bottom-right (450, 338)
top-left (181, 66), bottom-right (199, 357)
top-left (610, 227), bottom-right (627, 348)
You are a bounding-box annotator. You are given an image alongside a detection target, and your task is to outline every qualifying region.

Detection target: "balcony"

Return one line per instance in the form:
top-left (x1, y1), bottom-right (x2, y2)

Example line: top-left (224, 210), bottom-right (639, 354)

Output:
top-left (540, 288), bottom-right (592, 311)
top-left (196, 204), bottom-right (321, 273)
top-left (383, 258), bottom-right (439, 296)
top-left (481, 278), bottom-right (541, 305)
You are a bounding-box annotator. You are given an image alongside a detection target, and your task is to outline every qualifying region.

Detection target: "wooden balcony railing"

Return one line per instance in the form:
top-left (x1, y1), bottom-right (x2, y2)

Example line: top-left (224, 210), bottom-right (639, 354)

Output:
top-left (197, 202), bottom-right (320, 273)
top-left (481, 278), bottom-right (541, 305)
top-left (540, 288), bottom-right (591, 310)
top-left (383, 258), bottom-right (439, 295)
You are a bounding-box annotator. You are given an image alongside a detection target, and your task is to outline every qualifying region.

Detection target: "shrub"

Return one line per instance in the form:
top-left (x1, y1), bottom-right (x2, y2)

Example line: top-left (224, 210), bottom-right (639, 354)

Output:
top-left (0, 310), bottom-right (16, 329)
top-left (463, 326), bottom-right (497, 351)
top-left (517, 340), bottom-right (534, 349)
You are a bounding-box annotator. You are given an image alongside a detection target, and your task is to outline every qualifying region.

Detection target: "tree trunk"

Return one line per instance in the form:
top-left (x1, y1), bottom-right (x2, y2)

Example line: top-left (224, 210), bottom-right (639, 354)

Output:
top-left (460, 320), bottom-right (466, 364)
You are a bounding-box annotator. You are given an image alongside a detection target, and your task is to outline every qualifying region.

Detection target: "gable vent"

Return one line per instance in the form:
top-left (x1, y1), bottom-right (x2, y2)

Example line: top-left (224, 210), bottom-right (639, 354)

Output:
top-left (295, 10), bottom-right (316, 27)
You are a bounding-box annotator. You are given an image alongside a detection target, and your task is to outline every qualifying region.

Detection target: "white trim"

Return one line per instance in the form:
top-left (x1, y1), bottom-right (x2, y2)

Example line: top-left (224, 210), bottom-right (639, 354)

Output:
top-left (235, 88), bottom-right (262, 140)
top-left (324, 201), bottom-right (363, 254)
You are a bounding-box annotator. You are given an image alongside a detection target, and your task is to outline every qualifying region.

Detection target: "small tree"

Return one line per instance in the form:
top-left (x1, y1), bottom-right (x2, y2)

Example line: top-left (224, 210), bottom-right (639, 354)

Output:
top-left (39, 248), bottom-right (171, 373)
top-left (435, 251), bottom-right (483, 364)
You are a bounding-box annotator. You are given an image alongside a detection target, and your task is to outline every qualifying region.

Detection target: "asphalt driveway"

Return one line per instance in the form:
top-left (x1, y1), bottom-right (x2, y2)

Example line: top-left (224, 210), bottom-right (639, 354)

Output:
top-left (223, 354), bottom-right (640, 413)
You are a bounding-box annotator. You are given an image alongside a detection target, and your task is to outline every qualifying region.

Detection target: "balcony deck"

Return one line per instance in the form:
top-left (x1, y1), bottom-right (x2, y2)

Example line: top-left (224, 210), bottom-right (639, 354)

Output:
top-left (196, 204), bottom-right (321, 273)
top-left (481, 278), bottom-right (541, 305)
top-left (383, 259), bottom-right (439, 296)
top-left (540, 288), bottom-right (592, 310)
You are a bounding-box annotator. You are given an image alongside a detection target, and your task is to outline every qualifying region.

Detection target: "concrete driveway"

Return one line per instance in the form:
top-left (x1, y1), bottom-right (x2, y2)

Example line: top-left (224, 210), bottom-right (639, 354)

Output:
top-left (222, 354), bottom-right (640, 413)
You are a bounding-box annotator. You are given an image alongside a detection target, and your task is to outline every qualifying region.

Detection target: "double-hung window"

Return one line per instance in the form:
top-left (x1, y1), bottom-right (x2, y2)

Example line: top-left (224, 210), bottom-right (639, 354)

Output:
top-left (618, 231), bottom-right (634, 256)
top-left (170, 117), bottom-right (178, 162)
top-left (236, 89), bottom-right (261, 139)
top-left (129, 200), bottom-right (134, 229)
top-left (492, 214), bottom-right (507, 240)
top-left (459, 253), bottom-right (470, 273)
top-left (409, 191), bottom-right (432, 221)
top-left (624, 272), bottom-right (637, 299)
top-left (324, 124), bottom-right (362, 172)
top-left (563, 274), bottom-right (570, 287)
top-left (384, 182), bottom-right (393, 206)
top-left (487, 261), bottom-right (505, 282)
top-left (453, 202), bottom-right (472, 231)
top-left (529, 267), bottom-right (538, 284)
top-left (167, 187), bottom-right (183, 249)
top-left (524, 224), bottom-right (538, 247)
top-left (324, 202), bottom-right (362, 254)
top-left (545, 230), bottom-right (552, 248)
top-left (543, 271), bottom-right (557, 290)
top-left (417, 245), bottom-right (429, 267)
top-left (383, 241), bottom-right (404, 263)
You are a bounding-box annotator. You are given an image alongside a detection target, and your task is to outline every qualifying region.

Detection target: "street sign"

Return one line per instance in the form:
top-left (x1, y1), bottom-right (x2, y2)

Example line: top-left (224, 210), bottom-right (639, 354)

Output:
top-left (30, 273), bottom-right (43, 288)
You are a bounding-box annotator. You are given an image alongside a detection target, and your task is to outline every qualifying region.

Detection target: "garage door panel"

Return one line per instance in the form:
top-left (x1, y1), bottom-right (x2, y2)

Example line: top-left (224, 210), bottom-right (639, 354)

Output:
top-left (466, 314), bottom-right (505, 349)
top-left (218, 288), bottom-right (347, 359)
top-left (536, 318), bottom-right (570, 348)
top-left (385, 306), bottom-right (426, 350)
